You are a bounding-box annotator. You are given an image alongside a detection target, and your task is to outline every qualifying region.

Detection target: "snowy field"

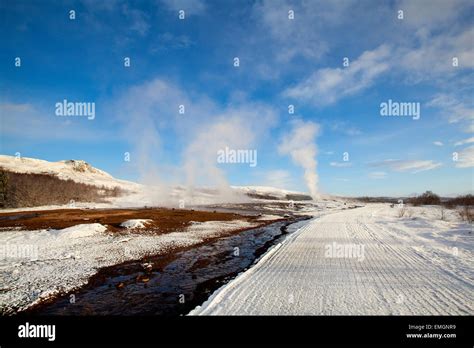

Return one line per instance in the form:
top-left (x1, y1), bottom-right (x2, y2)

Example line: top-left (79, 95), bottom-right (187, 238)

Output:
top-left (191, 204), bottom-right (473, 315)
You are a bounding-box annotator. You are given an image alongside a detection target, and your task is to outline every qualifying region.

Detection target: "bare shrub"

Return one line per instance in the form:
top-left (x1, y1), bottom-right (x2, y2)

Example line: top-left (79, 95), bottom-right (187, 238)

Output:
top-left (445, 194), bottom-right (474, 208)
top-left (408, 191), bottom-right (441, 206)
top-left (459, 206), bottom-right (474, 223)
top-left (0, 171), bottom-right (8, 208)
top-left (398, 206), bottom-right (407, 218)
top-left (439, 206), bottom-right (446, 221)
top-left (406, 208), bottom-right (414, 218)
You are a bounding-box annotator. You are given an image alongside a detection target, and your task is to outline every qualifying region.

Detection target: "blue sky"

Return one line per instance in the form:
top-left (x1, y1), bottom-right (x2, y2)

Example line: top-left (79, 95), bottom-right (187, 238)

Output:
top-left (1, 0), bottom-right (473, 196)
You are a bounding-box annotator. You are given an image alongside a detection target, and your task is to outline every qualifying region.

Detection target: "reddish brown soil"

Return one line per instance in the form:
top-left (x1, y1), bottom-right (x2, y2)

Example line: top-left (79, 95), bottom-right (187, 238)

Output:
top-left (0, 208), bottom-right (265, 234)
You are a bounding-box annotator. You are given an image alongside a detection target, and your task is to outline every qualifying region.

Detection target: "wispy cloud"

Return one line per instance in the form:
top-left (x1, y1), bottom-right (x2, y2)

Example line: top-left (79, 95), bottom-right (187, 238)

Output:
top-left (397, 0), bottom-right (473, 31)
top-left (121, 3), bottom-right (150, 36)
top-left (369, 159), bottom-right (442, 173)
top-left (427, 93), bottom-right (474, 124)
top-left (330, 162), bottom-right (352, 168)
top-left (433, 141), bottom-right (444, 146)
top-left (454, 137), bottom-right (474, 146)
top-left (284, 45), bottom-right (390, 106)
top-left (455, 146), bottom-right (474, 168)
top-left (160, 0), bottom-right (206, 16)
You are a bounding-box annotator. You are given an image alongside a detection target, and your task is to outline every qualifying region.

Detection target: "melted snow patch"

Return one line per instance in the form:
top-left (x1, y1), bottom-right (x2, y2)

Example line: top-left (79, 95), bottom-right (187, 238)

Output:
top-left (120, 219), bottom-right (153, 229)
top-left (185, 220), bottom-right (257, 237)
top-left (257, 214), bottom-right (282, 221)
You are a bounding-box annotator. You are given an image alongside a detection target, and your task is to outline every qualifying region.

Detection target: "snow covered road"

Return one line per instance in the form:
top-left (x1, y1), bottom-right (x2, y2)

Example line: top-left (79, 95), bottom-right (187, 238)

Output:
top-left (191, 204), bottom-right (474, 315)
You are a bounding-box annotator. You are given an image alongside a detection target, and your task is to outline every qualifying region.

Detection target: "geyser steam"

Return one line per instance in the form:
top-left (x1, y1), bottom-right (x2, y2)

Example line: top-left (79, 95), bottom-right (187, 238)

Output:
top-left (278, 120), bottom-right (320, 199)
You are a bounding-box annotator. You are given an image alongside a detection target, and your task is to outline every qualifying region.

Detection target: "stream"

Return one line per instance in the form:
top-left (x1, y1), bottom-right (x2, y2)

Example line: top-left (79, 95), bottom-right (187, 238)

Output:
top-left (26, 216), bottom-right (311, 315)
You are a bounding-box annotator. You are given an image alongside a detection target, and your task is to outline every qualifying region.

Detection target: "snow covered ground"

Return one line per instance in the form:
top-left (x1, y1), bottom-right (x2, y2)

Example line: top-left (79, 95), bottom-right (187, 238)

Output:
top-left (190, 204), bottom-right (473, 315)
top-left (0, 219), bottom-right (257, 314)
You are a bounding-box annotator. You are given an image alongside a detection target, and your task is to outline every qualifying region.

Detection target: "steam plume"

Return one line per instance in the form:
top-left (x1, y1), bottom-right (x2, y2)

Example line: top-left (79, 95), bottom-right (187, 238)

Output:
top-left (278, 120), bottom-right (320, 199)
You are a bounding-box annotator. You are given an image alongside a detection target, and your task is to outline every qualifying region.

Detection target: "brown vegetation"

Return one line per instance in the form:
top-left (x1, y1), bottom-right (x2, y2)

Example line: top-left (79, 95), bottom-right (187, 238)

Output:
top-left (459, 206), bottom-right (474, 223)
top-left (444, 194), bottom-right (474, 208)
top-left (358, 192), bottom-right (473, 208)
top-left (0, 207), bottom-right (277, 234)
top-left (0, 170), bottom-right (123, 208)
top-left (407, 191), bottom-right (441, 206)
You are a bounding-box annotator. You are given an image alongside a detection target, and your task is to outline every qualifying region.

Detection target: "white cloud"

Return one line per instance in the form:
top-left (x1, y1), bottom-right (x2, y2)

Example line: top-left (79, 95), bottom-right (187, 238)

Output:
top-left (252, 0), bottom-right (340, 63)
top-left (397, 0), bottom-right (473, 31)
top-left (370, 159), bottom-right (442, 173)
top-left (399, 26), bottom-right (474, 81)
top-left (433, 141), bottom-right (444, 146)
top-left (284, 45), bottom-right (390, 105)
top-left (455, 146), bottom-right (474, 168)
top-left (121, 3), bottom-right (150, 36)
top-left (278, 1), bottom-right (473, 107)
top-left (426, 93), bottom-right (474, 126)
top-left (454, 137), bottom-right (474, 146)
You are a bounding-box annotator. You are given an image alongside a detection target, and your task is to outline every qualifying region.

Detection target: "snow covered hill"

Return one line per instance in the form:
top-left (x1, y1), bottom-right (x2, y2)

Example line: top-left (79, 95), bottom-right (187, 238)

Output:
top-left (0, 155), bottom-right (138, 190)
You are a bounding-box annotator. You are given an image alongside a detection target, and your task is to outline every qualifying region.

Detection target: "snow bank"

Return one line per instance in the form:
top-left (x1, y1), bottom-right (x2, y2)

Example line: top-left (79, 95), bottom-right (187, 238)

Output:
top-left (50, 223), bottom-right (107, 238)
top-left (120, 219), bottom-right (153, 229)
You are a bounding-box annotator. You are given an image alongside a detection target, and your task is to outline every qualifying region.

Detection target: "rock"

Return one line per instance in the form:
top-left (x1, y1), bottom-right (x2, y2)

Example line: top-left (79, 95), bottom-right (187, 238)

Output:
top-left (141, 262), bottom-right (153, 272)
